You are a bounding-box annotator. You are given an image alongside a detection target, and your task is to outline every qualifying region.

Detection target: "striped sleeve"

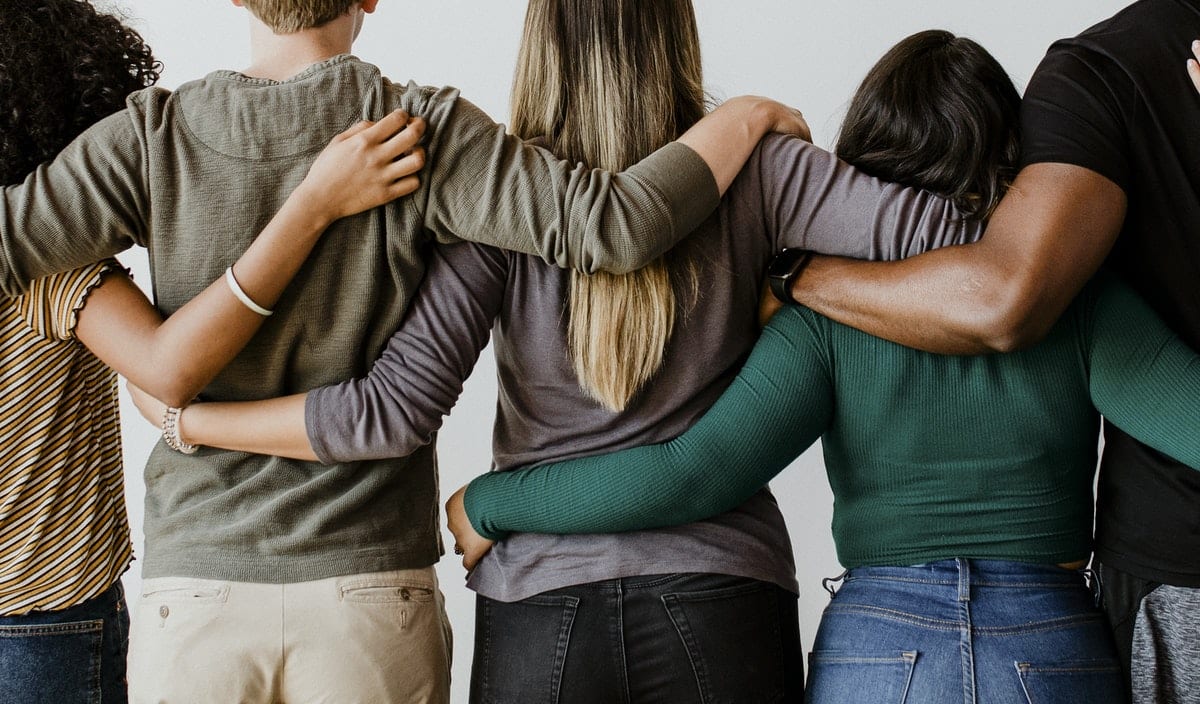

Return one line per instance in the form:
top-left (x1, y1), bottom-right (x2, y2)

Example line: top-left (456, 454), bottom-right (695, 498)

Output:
top-left (13, 260), bottom-right (127, 342)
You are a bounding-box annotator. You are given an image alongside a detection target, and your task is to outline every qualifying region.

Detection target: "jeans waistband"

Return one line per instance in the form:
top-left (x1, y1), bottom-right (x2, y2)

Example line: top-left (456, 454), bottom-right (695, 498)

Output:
top-left (844, 558), bottom-right (1086, 599)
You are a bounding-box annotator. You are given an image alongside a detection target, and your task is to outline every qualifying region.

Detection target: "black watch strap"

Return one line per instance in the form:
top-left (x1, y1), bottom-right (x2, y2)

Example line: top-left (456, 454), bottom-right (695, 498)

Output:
top-left (767, 248), bottom-right (813, 304)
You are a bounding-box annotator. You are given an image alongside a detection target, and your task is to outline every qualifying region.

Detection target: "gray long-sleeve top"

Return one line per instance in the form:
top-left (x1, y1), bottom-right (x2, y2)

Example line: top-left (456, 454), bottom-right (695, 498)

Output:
top-left (0, 55), bottom-right (720, 583)
top-left (306, 134), bottom-right (984, 601)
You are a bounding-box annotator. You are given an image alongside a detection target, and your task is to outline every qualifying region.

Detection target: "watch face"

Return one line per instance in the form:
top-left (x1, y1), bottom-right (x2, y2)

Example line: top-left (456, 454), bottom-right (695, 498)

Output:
top-left (768, 248), bottom-right (807, 279)
top-left (767, 249), bottom-right (811, 303)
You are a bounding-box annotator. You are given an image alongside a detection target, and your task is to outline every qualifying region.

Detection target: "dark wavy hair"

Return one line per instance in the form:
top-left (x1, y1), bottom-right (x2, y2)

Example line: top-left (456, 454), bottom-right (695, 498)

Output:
top-left (0, 0), bottom-right (160, 186)
top-left (836, 30), bottom-right (1021, 220)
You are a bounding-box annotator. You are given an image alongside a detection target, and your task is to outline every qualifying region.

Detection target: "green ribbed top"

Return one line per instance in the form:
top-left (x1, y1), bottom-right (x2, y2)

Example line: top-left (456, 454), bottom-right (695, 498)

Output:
top-left (465, 274), bottom-right (1200, 568)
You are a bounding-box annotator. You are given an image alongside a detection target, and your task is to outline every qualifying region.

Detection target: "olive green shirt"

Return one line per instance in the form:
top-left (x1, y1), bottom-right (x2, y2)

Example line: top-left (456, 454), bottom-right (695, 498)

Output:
top-left (0, 55), bottom-right (718, 582)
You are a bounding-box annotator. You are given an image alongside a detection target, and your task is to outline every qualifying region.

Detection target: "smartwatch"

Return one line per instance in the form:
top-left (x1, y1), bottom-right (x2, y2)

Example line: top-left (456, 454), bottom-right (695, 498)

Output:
top-left (767, 248), bottom-right (813, 304)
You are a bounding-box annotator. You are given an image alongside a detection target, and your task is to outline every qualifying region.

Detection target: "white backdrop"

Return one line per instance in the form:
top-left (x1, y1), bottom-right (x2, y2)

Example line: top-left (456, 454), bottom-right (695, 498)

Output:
top-left (105, 1), bottom-right (1129, 699)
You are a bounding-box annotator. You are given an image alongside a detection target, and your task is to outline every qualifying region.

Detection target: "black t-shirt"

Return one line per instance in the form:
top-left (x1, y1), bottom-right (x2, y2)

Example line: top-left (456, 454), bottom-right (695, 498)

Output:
top-left (1021, 0), bottom-right (1200, 586)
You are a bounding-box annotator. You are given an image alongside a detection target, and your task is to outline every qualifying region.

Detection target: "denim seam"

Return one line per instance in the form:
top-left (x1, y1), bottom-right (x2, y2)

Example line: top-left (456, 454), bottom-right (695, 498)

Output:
top-left (973, 613), bottom-right (1105, 636)
top-left (662, 594), bottom-right (710, 702)
top-left (823, 604), bottom-right (961, 631)
top-left (0, 619), bottom-right (105, 637)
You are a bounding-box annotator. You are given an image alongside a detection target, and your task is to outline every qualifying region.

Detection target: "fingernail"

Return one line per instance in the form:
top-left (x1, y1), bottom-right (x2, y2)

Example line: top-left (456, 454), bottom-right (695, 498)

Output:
top-left (1193, 39), bottom-right (1200, 51)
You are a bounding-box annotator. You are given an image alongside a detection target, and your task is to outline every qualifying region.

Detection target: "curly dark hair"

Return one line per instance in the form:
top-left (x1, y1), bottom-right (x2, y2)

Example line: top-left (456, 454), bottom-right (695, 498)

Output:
top-left (0, 1), bottom-right (160, 185)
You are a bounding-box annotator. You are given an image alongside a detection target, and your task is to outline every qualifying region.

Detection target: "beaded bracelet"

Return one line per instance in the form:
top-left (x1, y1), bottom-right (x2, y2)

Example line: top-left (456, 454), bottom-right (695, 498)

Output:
top-left (162, 405), bottom-right (198, 454)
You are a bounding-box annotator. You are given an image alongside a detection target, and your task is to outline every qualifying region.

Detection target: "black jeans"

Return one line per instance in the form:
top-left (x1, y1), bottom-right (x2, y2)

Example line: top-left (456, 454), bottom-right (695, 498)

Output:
top-left (469, 573), bottom-right (802, 704)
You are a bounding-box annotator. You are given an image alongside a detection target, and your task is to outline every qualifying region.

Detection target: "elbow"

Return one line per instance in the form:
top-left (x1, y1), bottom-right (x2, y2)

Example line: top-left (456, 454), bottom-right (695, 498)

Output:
top-left (970, 279), bottom-right (1057, 354)
top-left (134, 373), bottom-right (204, 409)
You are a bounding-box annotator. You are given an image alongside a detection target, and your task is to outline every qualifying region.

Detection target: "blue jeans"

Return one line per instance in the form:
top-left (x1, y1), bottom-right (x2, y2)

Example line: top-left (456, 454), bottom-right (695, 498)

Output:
top-left (470, 573), bottom-right (803, 703)
top-left (0, 581), bottom-right (129, 704)
top-left (806, 559), bottom-right (1123, 704)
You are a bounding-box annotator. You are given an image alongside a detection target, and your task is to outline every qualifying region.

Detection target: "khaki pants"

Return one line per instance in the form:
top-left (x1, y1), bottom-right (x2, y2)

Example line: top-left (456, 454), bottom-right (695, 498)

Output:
top-left (128, 567), bottom-right (451, 704)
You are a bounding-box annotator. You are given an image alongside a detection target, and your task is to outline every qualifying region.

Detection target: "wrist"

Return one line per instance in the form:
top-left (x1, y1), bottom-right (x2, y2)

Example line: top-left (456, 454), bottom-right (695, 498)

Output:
top-left (283, 184), bottom-right (338, 231)
top-left (788, 254), bottom-right (825, 305)
top-left (162, 405), bottom-right (198, 454)
top-left (740, 96), bottom-right (775, 138)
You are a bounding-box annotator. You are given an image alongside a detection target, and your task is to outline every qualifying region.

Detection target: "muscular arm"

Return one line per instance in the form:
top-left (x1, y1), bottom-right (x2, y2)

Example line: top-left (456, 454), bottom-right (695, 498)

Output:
top-left (790, 163), bottom-right (1126, 353)
top-left (788, 42), bottom-right (1139, 354)
top-left (461, 307), bottom-right (834, 540)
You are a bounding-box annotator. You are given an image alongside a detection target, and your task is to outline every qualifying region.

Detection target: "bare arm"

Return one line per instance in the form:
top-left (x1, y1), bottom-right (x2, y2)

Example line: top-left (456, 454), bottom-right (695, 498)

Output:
top-left (677, 96), bottom-right (810, 194)
top-left (128, 387), bottom-right (314, 459)
top-left (78, 111), bottom-right (425, 406)
top-left (128, 241), bottom-right (509, 462)
top-left (790, 162), bottom-right (1126, 354)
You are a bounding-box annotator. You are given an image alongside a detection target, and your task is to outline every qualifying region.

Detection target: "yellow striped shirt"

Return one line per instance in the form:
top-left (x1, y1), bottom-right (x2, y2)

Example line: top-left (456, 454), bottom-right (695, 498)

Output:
top-left (0, 261), bottom-right (131, 615)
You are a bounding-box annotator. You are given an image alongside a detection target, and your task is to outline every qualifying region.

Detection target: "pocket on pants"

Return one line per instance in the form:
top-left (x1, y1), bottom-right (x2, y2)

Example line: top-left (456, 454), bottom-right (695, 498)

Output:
top-left (340, 581), bottom-right (435, 604)
top-left (805, 650), bottom-right (916, 704)
top-left (471, 594), bottom-right (579, 704)
top-left (139, 578), bottom-right (229, 604)
top-left (1015, 659), bottom-right (1124, 704)
top-left (0, 619), bottom-right (104, 704)
top-left (662, 580), bottom-right (790, 704)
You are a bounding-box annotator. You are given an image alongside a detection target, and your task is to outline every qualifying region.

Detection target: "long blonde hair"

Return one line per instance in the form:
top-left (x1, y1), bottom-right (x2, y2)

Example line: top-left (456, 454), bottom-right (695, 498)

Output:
top-left (510, 0), bottom-right (705, 412)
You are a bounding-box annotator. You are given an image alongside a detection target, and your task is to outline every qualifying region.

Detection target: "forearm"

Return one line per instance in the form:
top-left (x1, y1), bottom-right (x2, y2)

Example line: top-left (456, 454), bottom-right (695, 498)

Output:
top-left (178, 394), bottom-right (316, 461)
top-left (77, 191), bottom-right (334, 406)
top-left (1087, 277), bottom-right (1200, 470)
top-left (790, 163), bottom-right (1126, 354)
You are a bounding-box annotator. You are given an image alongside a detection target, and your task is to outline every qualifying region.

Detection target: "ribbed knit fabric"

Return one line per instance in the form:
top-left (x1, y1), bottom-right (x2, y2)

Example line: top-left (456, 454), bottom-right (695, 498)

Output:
top-left (465, 274), bottom-right (1200, 568)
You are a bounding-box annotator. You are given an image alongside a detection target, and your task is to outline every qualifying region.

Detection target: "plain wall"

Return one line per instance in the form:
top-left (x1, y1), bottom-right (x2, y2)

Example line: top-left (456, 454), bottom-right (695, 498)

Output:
top-left (104, 1), bottom-right (1131, 699)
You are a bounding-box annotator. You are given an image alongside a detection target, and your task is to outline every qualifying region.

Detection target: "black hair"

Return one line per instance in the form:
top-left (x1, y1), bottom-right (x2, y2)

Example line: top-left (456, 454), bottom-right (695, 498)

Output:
top-left (0, 0), bottom-right (161, 185)
top-left (836, 29), bottom-right (1021, 220)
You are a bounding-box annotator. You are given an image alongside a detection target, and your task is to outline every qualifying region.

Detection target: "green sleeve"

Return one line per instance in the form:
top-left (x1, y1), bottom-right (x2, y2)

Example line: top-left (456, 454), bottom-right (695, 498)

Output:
top-left (1085, 275), bottom-right (1200, 469)
top-left (463, 306), bottom-right (835, 539)
top-left (419, 95), bottom-right (719, 276)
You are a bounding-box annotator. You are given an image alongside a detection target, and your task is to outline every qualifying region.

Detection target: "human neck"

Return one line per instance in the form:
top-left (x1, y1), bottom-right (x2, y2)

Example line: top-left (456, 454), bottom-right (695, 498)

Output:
top-left (242, 12), bottom-right (358, 81)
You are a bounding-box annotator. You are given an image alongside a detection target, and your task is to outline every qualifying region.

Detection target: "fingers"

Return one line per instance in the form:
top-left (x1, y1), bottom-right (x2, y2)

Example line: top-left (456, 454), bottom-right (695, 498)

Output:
top-left (359, 109), bottom-right (411, 142)
top-left (335, 119), bottom-right (375, 142)
top-left (385, 116), bottom-right (426, 154)
top-left (385, 147), bottom-right (426, 180)
top-left (1189, 40), bottom-right (1200, 93)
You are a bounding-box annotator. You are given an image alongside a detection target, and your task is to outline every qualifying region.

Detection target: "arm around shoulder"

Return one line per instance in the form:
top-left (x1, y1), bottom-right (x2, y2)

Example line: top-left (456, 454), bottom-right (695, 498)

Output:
top-left (791, 163), bottom-right (1126, 354)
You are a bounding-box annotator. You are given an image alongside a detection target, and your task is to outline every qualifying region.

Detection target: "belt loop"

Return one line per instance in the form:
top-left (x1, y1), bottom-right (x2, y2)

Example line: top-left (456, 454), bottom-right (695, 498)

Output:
top-left (822, 570), bottom-right (848, 599)
top-left (957, 558), bottom-right (971, 603)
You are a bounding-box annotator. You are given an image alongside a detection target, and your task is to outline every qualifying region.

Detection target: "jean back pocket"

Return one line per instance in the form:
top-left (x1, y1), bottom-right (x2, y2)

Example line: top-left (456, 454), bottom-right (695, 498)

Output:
top-left (806, 650), bottom-right (917, 704)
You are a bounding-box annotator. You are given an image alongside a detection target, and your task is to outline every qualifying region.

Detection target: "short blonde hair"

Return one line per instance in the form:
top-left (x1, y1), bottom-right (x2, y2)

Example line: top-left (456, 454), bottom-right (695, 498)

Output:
top-left (241, 0), bottom-right (357, 33)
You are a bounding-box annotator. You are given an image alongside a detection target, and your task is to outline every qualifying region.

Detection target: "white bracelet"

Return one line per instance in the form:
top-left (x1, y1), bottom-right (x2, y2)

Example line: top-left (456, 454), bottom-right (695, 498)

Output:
top-left (162, 405), bottom-right (198, 454)
top-left (224, 267), bottom-right (273, 317)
